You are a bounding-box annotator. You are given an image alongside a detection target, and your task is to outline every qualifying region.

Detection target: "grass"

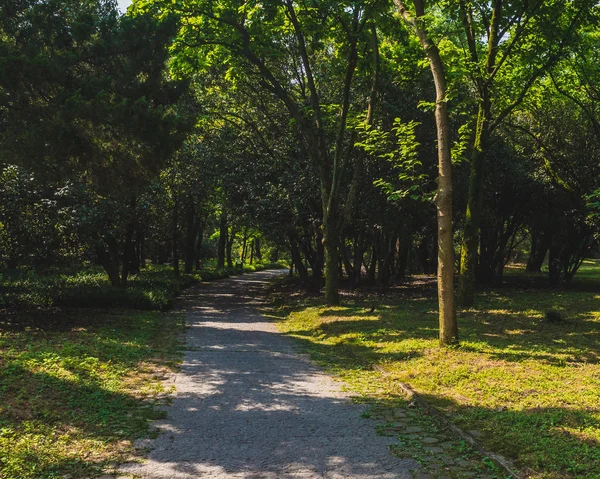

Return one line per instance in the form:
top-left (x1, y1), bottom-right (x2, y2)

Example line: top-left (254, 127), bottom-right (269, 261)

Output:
top-left (0, 260), bottom-right (286, 310)
top-left (0, 257), bottom-right (286, 478)
top-left (0, 307), bottom-right (185, 479)
top-left (270, 260), bottom-right (600, 479)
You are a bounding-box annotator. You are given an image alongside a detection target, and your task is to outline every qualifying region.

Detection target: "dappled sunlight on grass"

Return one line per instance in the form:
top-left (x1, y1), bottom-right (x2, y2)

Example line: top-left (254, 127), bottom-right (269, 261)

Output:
top-left (0, 309), bottom-right (183, 479)
top-left (274, 281), bottom-right (600, 478)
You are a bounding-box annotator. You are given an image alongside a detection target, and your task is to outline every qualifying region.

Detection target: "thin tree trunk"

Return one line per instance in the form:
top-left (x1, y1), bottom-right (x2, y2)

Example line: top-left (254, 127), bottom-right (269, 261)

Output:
top-left (139, 235), bottom-right (145, 270)
top-left (121, 223), bottom-right (135, 286)
top-left (396, 0), bottom-right (458, 345)
top-left (288, 232), bottom-right (309, 281)
top-left (352, 233), bottom-right (365, 286)
top-left (254, 237), bottom-right (262, 261)
top-left (172, 198), bottom-right (179, 277)
top-left (226, 229), bottom-right (236, 269)
top-left (184, 201), bottom-right (198, 274)
top-left (97, 239), bottom-right (121, 287)
top-left (241, 229), bottom-right (248, 264)
top-left (367, 237), bottom-right (377, 283)
top-left (322, 212), bottom-right (339, 305)
top-left (458, 107), bottom-right (488, 306)
top-left (195, 223), bottom-right (204, 271)
top-left (217, 212), bottom-right (227, 269)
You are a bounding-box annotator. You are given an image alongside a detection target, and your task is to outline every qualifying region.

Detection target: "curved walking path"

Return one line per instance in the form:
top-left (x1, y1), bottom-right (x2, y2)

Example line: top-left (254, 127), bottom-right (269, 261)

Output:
top-left (121, 270), bottom-right (417, 478)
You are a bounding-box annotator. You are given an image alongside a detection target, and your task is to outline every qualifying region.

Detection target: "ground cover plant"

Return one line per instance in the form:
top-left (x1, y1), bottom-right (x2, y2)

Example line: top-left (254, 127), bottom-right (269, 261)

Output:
top-left (0, 308), bottom-right (184, 479)
top-left (0, 260), bottom-right (285, 310)
top-left (271, 260), bottom-right (600, 479)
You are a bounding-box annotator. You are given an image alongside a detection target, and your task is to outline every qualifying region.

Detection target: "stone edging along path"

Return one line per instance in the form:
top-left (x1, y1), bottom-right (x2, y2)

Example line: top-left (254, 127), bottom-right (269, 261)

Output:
top-left (115, 270), bottom-right (512, 479)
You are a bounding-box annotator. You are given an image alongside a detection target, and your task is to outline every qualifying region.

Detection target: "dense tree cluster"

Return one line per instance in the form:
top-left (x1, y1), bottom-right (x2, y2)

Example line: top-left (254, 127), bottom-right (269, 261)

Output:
top-left (1, 0), bottom-right (599, 344)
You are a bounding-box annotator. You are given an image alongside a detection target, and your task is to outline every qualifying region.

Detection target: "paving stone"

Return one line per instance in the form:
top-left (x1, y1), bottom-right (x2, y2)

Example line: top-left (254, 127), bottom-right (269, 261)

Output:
top-left (423, 446), bottom-right (445, 454)
top-left (405, 426), bottom-right (425, 433)
top-left (422, 437), bottom-right (440, 444)
top-left (117, 271), bottom-right (416, 479)
top-left (438, 455), bottom-right (456, 466)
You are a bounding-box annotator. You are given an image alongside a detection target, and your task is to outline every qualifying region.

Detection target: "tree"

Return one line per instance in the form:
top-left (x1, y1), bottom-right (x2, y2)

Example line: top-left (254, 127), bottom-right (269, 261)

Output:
top-left (135, 0), bottom-right (388, 304)
top-left (0, 0), bottom-right (193, 284)
top-left (395, 0), bottom-right (458, 345)
top-left (454, 0), bottom-right (595, 306)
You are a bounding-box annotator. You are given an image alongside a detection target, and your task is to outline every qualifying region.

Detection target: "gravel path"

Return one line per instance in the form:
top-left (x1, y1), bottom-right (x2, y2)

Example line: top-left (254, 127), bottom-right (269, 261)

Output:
top-left (120, 270), bottom-right (417, 478)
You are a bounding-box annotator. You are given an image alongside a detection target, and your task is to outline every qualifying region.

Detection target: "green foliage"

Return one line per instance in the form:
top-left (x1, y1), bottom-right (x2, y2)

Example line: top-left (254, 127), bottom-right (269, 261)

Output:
top-left (357, 118), bottom-right (429, 202)
top-left (0, 266), bottom-right (190, 310)
top-left (0, 260), bottom-right (286, 310)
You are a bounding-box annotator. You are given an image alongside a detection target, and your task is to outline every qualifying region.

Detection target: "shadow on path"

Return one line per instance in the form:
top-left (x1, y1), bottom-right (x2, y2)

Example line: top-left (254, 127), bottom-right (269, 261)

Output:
top-left (120, 270), bottom-right (416, 478)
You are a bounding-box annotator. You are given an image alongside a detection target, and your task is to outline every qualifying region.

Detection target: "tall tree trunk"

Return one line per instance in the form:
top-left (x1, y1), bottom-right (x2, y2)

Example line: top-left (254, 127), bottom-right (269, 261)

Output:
top-left (288, 232), bottom-right (309, 281)
top-left (322, 211), bottom-right (339, 305)
top-left (527, 230), bottom-right (549, 272)
top-left (184, 201), bottom-right (198, 274)
top-left (121, 197), bottom-right (138, 285)
top-left (254, 237), bottom-right (262, 261)
top-left (548, 243), bottom-right (562, 286)
top-left (195, 223), bottom-right (204, 270)
top-left (241, 229), bottom-right (248, 264)
top-left (396, 0), bottom-right (458, 345)
top-left (226, 228), bottom-right (236, 269)
top-left (367, 236), bottom-right (377, 283)
top-left (217, 212), bottom-right (227, 269)
top-left (97, 238), bottom-right (121, 287)
top-left (172, 198), bottom-right (179, 277)
top-left (341, 240), bottom-right (354, 280)
top-left (136, 232), bottom-right (144, 270)
top-left (352, 233), bottom-right (365, 286)
top-left (311, 220), bottom-right (324, 281)
top-left (121, 223), bottom-right (135, 286)
top-left (458, 104), bottom-right (489, 306)
top-left (396, 234), bottom-right (411, 279)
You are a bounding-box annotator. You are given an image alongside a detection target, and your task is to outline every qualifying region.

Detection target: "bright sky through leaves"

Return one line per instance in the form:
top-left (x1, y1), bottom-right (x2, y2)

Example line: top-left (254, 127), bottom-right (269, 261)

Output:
top-left (117, 0), bottom-right (131, 13)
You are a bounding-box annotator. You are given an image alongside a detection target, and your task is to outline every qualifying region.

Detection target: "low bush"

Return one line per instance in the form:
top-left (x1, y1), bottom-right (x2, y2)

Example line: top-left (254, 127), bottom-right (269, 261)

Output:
top-left (0, 260), bottom-right (287, 310)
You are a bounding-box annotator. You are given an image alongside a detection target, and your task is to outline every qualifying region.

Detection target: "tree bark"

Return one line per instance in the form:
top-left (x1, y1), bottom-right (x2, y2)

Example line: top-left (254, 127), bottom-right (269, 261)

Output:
top-left (226, 228), bottom-right (236, 269)
top-left (194, 222), bottom-right (204, 270)
top-left (172, 198), bottom-right (179, 277)
top-left (288, 232), bottom-right (309, 281)
top-left (458, 106), bottom-right (488, 306)
top-left (322, 212), bottom-right (339, 305)
top-left (241, 229), bottom-right (248, 264)
top-left (121, 223), bottom-right (135, 286)
top-left (184, 200), bottom-right (199, 274)
top-left (396, 0), bottom-right (458, 345)
top-left (217, 212), bottom-right (227, 268)
top-left (97, 238), bottom-right (121, 287)
top-left (254, 237), bottom-right (262, 261)
top-left (526, 231), bottom-right (549, 272)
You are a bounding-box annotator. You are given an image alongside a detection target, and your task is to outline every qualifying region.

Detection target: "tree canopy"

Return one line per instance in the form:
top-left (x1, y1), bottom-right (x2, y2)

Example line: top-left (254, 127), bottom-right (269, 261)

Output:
top-left (1, 0), bottom-right (599, 345)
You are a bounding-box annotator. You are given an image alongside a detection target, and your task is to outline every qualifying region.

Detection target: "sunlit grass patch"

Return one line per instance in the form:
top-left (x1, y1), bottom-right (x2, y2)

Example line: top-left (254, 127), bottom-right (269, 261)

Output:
top-left (273, 284), bottom-right (600, 478)
top-left (0, 308), bottom-right (184, 479)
